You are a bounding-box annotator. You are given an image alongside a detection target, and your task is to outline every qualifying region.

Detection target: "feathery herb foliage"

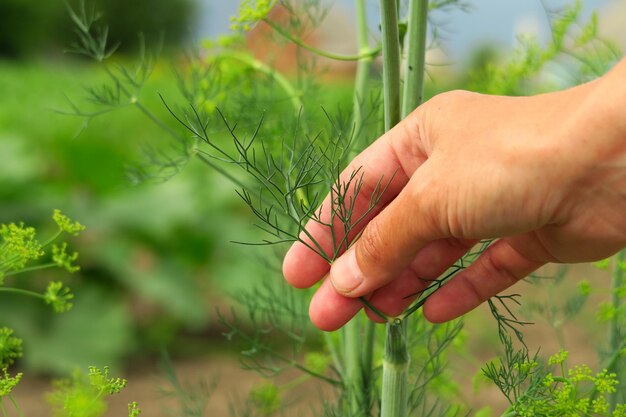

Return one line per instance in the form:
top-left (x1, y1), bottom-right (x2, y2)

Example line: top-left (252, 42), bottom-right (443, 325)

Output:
top-left (62, 0), bottom-right (626, 416)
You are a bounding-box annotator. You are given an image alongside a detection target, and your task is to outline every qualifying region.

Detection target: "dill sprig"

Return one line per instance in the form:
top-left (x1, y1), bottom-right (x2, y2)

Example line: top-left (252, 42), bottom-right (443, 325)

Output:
top-left (407, 316), bottom-right (465, 416)
top-left (162, 97), bottom-right (394, 265)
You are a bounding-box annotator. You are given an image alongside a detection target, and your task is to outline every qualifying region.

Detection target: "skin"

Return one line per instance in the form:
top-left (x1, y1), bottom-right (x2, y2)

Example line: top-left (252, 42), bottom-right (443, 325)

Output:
top-left (282, 59), bottom-right (626, 332)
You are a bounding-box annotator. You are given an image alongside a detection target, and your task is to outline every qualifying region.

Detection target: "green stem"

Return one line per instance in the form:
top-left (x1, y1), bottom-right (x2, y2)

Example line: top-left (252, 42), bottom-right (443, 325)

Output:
top-left (214, 51), bottom-right (310, 208)
top-left (194, 153), bottom-right (249, 192)
top-left (401, 0), bottom-right (429, 117)
top-left (339, 5), bottom-right (379, 414)
top-left (381, 320), bottom-right (409, 417)
top-left (291, 361), bottom-right (342, 386)
top-left (134, 101), bottom-right (187, 144)
top-left (608, 250), bottom-right (625, 411)
top-left (0, 287), bottom-right (45, 300)
top-left (278, 372), bottom-right (311, 391)
top-left (0, 398), bottom-right (7, 417)
top-left (378, 4), bottom-right (408, 415)
top-left (0, 230), bottom-right (62, 274)
top-left (323, 331), bottom-right (345, 380)
top-left (344, 318), bottom-right (369, 416)
top-left (363, 320), bottom-right (376, 384)
top-left (263, 19), bottom-right (381, 62)
top-left (603, 339), bottom-right (626, 378)
top-left (3, 263), bottom-right (56, 277)
top-left (587, 251), bottom-right (626, 406)
top-left (217, 51), bottom-right (303, 115)
top-left (380, 0), bottom-right (402, 131)
top-left (500, 406), bottom-right (517, 417)
top-left (8, 396), bottom-right (22, 417)
top-left (359, 296), bottom-right (389, 322)
top-left (351, 0), bottom-right (374, 157)
top-left (41, 230), bottom-right (63, 248)
top-left (362, 319), bottom-right (376, 416)
top-left (225, 323), bottom-right (341, 386)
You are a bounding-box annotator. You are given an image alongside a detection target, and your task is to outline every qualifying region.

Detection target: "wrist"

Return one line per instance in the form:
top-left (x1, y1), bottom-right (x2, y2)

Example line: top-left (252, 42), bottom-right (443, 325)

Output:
top-left (548, 60), bottom-right (626, 239)
top-left (563, 59), bottom-right (626, 170)
top-left (584, 59), bottom-right (626, 153)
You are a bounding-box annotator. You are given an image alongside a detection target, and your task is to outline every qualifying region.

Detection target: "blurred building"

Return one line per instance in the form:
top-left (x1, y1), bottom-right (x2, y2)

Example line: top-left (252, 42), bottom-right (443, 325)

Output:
top-left (245, 4), bottom-right (359, 79)
top-left (600, 0), bottom-right (626, 51)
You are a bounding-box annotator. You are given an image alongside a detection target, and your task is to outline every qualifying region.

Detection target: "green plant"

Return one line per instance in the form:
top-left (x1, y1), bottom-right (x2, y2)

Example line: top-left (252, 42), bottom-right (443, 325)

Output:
top-left (0, 211), bottom-right (140, 417)
top-left (46, 366), bottom-right (137, 417)
top-left (65, 0), bottom-right (625, 416)
top-left (0, 210), bottom-right (82, 311)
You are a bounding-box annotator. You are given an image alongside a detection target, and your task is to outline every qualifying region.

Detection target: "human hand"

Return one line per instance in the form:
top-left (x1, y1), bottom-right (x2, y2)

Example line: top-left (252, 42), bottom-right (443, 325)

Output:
top-left (283, 60), bottom-right (626, 331)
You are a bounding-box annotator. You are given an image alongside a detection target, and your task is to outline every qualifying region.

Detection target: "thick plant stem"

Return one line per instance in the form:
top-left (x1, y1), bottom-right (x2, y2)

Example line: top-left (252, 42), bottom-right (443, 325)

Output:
top-left (381, 320), bottom-right (409, 417)
top-left (379, 3), bottom-right (407, 415)
top-left (338, 4), bottom-right (377, 416)
top-left (379, 0), bottom-right (402, 131)
top-left (345, 318), bottom-right (369, 416)
top-left (608, 250), bottom-right (626, 411)
top-left (351, 0), bottom-right (374, 155)
top-left (402, 0), bottom-right (429, 117)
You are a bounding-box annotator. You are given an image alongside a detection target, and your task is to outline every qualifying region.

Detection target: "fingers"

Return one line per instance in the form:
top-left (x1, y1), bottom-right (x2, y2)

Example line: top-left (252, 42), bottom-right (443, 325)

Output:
top-left (328, 159), bottom-right (445, 297)
top-left (283, 114), bottom-right (426, 288)
top-left (363, 237), bottom-right (476, 321)
top-left (308, 237), bottom-right (475, 329)
top-left (423, 238), bottom-right (545, 323)
top-left (309, 278), bottom-right (364, 331)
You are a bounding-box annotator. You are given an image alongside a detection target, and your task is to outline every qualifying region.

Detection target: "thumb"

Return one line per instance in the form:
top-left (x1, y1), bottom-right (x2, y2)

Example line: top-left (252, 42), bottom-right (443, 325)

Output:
top-left (328, 159), bottom-right (446, 297)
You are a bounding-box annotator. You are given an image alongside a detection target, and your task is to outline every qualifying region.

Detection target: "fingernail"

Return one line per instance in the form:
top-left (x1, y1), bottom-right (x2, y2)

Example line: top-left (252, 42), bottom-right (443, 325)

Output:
top-left (330, 248), bottom-right (364, 295)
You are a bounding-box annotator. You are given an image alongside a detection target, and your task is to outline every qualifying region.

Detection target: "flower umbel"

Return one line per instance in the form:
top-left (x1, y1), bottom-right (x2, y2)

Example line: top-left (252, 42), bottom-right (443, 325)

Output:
top-left (88, 366), bottom-right (127, 394)
top-left (230, 0), bottom-right (278, 31)
top-left (0, 368), bottom-right (22, 397)
top-left (47, 366), bottom-right (129, 417)
top-left (53, 209), bottom-right (86, 236)
top-left (52, 243), bottom-right (81, 273)
top-left (0, 222), bottom-right (44, 270)
top-left (128, 401), bottom-right (141, 417)
top-left (249, 382), bottom-right (281, 415)
top-left (0, 328), bottom-right (23, 369)
top-left (44, 281), bottom-right (74, 313)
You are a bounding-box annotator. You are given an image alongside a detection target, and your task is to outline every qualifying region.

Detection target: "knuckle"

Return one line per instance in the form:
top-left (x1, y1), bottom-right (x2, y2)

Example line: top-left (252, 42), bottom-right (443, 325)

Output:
top-left (424, 89), bottom-right (476, 110)
top-left (459, 276), bottom-right (487, 307)
top-left (448, 237), bottom-right (476, 251)
top-left (481, 249), bottom-right (521, 287)
top-left (357, 220), bottom-right (386, 269)
top-left (416, 89), bottom-right (479, 135)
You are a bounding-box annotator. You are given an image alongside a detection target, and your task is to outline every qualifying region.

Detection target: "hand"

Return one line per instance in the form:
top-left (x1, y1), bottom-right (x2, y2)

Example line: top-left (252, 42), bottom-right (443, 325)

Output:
top-left (282, 60), bottom-right (626, 331)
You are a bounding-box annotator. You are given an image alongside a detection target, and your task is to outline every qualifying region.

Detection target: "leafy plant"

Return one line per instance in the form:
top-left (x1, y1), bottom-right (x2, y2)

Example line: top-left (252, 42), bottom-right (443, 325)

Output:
top-left (64, 0), bottom-right (625, 416)
top-left (47, 366), bottom-right (129, 417)
top-left (0, 211), bottom-right (141, 417)
top-left (0, 210), bottom-right (82, 312)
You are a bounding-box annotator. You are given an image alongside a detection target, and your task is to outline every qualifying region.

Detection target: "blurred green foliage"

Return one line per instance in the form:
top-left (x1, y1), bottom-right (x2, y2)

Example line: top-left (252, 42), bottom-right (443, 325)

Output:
top-left (0, 60), bottom-right (263, 373)
top-left (0, 1), bottom-right (66, 57)
top-left (0, 0), bottom-right (196, 58)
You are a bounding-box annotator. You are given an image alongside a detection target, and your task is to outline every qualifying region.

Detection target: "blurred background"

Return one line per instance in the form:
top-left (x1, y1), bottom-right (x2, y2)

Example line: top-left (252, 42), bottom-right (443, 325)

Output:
top-left (0, 0), bottom-right (624, 415)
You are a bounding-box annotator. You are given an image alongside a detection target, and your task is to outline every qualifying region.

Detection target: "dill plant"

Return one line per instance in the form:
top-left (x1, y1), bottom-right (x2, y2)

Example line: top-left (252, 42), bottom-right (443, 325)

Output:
top-left (0, 211), bottom-right (141, 417)
top-left (63, 0), bottom-right (626, 416)
top-left (0, 209), bottom-right (78, 415)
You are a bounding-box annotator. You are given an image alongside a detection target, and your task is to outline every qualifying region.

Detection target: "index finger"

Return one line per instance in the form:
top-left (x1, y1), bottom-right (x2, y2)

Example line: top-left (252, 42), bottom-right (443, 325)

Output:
top-left (282, 115), bottom-right (426, 288)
